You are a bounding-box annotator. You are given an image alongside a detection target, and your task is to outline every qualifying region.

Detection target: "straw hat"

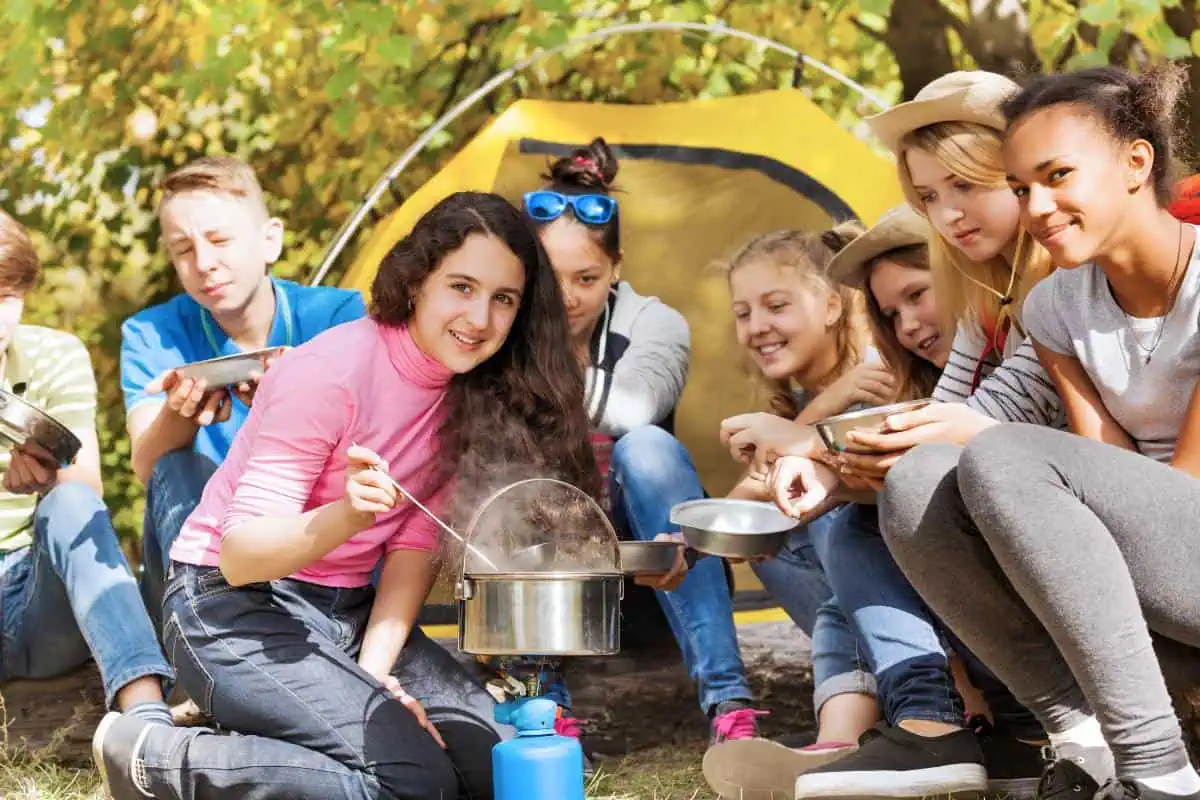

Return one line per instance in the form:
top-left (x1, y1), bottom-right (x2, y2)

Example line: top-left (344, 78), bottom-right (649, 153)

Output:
top-left (828, 204), bottom-right (931, 288)
top-left (867, 71), bottom-right (1021, 155)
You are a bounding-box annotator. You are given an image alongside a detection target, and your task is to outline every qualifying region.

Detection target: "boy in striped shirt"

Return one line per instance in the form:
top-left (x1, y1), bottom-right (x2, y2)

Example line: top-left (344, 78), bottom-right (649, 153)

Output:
top-left (0, 211), bottom-right (174, 726)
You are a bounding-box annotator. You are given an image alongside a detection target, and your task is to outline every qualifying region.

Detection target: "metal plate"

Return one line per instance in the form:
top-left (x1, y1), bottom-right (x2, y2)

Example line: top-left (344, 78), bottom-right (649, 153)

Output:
top-left (176, 347), bottom-right (286, 387)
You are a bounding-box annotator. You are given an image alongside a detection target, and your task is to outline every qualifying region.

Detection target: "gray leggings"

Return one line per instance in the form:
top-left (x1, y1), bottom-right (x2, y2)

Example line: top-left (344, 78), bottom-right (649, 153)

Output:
top-left (880, 424), bottom-right (1200, 779)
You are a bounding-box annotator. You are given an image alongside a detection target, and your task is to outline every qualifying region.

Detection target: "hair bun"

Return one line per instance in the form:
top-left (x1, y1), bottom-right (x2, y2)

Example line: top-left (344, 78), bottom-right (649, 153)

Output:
top-left (546, 137), bottom-right (619, 192)
top-left (820, 221), bottom-right (865, 255)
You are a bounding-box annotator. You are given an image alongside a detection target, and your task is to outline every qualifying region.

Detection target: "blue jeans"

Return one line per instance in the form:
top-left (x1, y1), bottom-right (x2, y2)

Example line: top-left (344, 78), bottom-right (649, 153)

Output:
top-left (0, 482), bottom-right (172, 707)
top-left (811, 503), bottom-right (1043, 739)
top-left (140, 449), bottom-right (218, 634)
top-left (142, 563), bottom-right (505, 799)
top-left (752, 507), bottom-right (877, 714)
top-left (609, 426), bottom-right (752, 715)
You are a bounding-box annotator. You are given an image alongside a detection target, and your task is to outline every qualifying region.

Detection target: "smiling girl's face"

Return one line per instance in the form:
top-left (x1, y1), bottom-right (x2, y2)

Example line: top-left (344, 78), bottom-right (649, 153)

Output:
top-left (730, 258), bottom-right (841, 381)
top-left (868, 257), bottom-right (948, 367)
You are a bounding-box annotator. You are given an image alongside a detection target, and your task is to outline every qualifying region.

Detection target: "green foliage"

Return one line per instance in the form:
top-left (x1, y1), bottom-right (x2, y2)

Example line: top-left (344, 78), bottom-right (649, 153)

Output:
top-left (0, 0), bottom-right (1194, 554)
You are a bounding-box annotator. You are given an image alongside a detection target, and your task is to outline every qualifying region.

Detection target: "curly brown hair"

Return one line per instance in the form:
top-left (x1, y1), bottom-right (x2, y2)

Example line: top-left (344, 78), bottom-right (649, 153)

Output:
top-left (370, 191), bottom-right (600, 523)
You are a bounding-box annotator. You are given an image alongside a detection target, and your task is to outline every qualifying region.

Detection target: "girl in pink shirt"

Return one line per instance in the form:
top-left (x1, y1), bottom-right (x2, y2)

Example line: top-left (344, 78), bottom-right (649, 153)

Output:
top-left (94, 192), bottom-right (597, 800)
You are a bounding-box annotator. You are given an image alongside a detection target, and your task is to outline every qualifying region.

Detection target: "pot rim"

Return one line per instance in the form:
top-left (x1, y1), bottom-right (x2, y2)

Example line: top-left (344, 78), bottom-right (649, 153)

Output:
top-left (460, 569), bottom-right (623, 581)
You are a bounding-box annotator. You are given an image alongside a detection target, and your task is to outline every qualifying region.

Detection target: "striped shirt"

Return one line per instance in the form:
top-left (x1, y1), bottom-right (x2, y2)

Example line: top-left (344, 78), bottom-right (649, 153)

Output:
top-left (932, 320), bottom-right (1065, 427)
top-left (0, 325), bottom-right (98, 552)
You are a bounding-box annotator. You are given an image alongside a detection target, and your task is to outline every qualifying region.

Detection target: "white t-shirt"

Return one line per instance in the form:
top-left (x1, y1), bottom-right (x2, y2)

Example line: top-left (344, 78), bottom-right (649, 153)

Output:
top-left (1023, 224), bottom-right (1200, 463)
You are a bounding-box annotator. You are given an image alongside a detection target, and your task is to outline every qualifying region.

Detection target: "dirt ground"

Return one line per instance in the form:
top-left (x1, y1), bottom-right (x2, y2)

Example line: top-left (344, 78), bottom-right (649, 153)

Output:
top-left (0, 618), bottom-right (817, 799)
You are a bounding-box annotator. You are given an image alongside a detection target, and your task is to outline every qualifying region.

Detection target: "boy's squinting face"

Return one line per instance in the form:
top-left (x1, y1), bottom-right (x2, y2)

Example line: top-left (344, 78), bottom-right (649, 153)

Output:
top-left (159, 191), bottom-right (283, 316)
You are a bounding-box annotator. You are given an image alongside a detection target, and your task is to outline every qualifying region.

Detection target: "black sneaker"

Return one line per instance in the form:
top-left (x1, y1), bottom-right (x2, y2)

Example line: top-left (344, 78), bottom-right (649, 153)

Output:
top-left (969, 716), bottom-right (1043, 799)
top-left (792, 724), bottom-right (988, 799)
top-left (1037, 758), bottom-right (1100, 799)
top-left (1095, 778), bottom-right (1200, 799)
top-left (92, 711), bottom-right (156, 799)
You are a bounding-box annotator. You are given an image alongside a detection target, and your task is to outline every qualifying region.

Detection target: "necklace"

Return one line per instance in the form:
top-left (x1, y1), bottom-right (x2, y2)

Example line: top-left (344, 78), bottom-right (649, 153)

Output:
top-left (1121, 222), bottom-right (1186, 365)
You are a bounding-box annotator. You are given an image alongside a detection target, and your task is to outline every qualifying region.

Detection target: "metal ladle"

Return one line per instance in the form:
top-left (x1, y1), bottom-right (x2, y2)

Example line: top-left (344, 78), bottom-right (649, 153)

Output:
top-left (354, 446), bottom-right (499, 570)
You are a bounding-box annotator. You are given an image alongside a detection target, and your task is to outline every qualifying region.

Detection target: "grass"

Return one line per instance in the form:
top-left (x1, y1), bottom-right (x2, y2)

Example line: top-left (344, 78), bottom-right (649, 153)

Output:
top-left (0, 743), bottom-right (718, 800)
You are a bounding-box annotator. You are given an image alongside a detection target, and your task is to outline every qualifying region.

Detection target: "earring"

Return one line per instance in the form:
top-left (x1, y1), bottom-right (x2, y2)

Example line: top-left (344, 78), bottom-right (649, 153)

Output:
top-left (407, 296), bottom-right (414, 312)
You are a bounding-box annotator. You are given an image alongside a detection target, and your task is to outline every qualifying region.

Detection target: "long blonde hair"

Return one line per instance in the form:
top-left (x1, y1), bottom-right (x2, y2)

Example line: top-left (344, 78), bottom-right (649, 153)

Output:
top-left (723, 224), bottom-right (873, 418)
top-left (898, 122), bottom-right (1052, 340)
top-left (863, 244), bottom-right (943, 402)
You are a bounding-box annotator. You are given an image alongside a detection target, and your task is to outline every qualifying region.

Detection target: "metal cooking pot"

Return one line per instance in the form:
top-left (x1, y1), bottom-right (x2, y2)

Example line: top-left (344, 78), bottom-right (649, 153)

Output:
top-left (0, 388), bottom-right (82, 467)
top-left (456, 571), bottom-right (623, 656)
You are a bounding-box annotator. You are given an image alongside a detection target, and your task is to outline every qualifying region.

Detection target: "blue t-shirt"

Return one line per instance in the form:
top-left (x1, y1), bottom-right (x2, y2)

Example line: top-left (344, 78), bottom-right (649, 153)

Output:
top-left (120, 277), bottom-right (366, 465)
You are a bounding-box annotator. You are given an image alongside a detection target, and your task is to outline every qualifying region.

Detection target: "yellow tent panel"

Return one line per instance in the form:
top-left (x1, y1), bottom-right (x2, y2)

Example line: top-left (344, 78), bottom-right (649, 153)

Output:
top-left (342, 90), bottom-right (902, 499)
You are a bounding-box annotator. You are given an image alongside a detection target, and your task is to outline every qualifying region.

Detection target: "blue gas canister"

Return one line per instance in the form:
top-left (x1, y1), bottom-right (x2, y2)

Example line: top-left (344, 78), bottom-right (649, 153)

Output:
top-left (493, 697), bottom-right (584, 800)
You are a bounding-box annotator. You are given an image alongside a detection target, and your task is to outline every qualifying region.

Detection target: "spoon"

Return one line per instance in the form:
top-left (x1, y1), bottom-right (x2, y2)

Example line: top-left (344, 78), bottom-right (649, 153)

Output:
top-left (351, 443), bottom-right (499, 570)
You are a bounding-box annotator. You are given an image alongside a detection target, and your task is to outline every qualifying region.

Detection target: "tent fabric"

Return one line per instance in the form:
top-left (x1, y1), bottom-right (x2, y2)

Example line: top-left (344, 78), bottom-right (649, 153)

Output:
top-left (341, 90), bottom-right (904, 503)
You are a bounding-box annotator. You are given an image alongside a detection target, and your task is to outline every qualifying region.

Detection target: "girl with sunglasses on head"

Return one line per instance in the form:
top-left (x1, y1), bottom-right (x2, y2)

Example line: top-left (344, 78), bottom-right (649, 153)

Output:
top-left (882, 63), bottom-right (1200, 800)
top-left (709, 218), bottom-right (1046, 800)
top-left (521, 138), bottom-right (769, 748)
top-left (92, 191), bottom-right (599, 800)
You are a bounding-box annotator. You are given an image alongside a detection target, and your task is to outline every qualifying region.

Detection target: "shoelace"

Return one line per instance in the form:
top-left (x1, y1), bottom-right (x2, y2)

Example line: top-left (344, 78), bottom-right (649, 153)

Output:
top-left (1095, 779), bottom-right (1144, 799)
top-left (554, 716), bottom-right (582, 738)
top-left (1036, 759), bottom-right (1096, 799)
top-left (711, 708), bottom-right (769, 742)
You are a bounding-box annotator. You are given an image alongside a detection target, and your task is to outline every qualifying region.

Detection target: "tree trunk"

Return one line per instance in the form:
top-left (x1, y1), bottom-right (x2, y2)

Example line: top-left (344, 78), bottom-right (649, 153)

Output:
top-left (960, 0), bottom-right (1039, 76)
top-left (884, 0), bottom-right (958, 100)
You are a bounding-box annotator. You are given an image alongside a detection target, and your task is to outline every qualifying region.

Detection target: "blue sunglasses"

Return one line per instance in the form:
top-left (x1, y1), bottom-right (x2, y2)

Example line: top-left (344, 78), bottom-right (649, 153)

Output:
top-left (523, 191), bottom-right (617, 225)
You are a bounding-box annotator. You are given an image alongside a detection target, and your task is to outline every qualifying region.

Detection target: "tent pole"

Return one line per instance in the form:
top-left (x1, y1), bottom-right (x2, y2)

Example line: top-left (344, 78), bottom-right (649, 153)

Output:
top-left (309, 20), bottom-right (891, 287)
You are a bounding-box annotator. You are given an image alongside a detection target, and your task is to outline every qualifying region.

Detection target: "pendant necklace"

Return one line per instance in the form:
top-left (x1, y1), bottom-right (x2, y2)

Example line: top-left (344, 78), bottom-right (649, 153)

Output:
top-left (1122, 221), bottom-right (1185, 366)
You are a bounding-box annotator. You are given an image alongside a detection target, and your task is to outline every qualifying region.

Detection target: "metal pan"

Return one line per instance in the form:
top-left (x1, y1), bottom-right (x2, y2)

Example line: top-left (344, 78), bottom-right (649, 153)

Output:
top-left (815, 398), bottom-right (933, 453)
top-left (617, 540), bottom-right (701, 575)
top-left (670, 498), bottom-right (796, 560)
top-left (177, 347), bottom-right (286, 388)
top-left (0, 388), bottom-right (82, 467)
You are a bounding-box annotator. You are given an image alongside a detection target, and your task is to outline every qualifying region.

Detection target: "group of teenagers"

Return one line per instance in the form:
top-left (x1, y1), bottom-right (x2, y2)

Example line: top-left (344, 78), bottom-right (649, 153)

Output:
top-left (0, 57), bottom-right (1199, 800)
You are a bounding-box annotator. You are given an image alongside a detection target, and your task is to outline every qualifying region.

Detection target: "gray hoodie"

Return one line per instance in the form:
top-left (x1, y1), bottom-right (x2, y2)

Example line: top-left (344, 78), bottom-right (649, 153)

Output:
top-left (584, 281), bottom-right (690, 438)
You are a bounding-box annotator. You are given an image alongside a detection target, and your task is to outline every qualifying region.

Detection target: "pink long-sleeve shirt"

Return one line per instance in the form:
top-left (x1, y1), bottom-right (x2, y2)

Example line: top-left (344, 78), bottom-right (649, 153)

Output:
top-left (169, 318), bottom-right (452, 588)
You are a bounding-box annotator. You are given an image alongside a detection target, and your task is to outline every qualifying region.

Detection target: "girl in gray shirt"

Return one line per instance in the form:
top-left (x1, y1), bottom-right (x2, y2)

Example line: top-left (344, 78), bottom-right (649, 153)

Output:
top-left (882, 64), bottom-right (1200, 800)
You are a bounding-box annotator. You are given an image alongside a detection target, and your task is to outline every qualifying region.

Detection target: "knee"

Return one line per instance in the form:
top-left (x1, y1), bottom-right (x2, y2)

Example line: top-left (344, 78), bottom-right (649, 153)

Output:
top-left (957, 423), bottom-right (1043, 505)
top-left (611, 426), bottom-right (695, 485)
top-left (148, 449), bottom-right (213, 497)
top-left (34, 482), bottom-right (108, 542)
top-left (880, 444), bottom-right (961, 539)
top-left (375, 755), bottom-right (459, 800)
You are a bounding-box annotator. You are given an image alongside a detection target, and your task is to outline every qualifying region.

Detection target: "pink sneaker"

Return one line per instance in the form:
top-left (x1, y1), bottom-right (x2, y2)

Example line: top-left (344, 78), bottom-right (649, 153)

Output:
top-left (709, 705), bottom-right (769, 745)
top-left (553, 715), bottom-right (582, 738)
top-left (703, 738), bottom-right (858, 800)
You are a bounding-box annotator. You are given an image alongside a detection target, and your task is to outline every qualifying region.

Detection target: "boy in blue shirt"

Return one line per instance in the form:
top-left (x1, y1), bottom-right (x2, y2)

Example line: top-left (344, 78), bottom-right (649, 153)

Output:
top-left (122, 156), bottom-right (364, 625)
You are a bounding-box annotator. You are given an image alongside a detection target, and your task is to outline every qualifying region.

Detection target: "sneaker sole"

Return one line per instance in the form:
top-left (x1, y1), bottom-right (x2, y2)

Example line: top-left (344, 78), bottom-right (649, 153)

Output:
top-left (793, 763), bottom-right (989, 799)
top-left (704, 739), bottom-right (857, 800)
top-left (987, 776), bottom-right (1039, 799)
top-left (92, 711), bottom-right (121, 800)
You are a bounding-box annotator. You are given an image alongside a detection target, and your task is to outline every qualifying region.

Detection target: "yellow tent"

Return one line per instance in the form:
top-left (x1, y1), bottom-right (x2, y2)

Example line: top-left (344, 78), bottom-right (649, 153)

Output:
top-left (338, 90), bottom-right (902, 501)
top-left (324, 88), bottom-right (902, 614)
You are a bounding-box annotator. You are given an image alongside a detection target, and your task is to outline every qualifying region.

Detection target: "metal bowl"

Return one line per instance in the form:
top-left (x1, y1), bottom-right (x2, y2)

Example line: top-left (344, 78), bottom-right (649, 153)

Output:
top-left (618, 541), bottom-right (682, 575)
top-left (0, 388), bottom-right (82, 467)
top-left (669, 498), bottom-right (796, 560)
top-left (815, 399), bottom-right (933, 453)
